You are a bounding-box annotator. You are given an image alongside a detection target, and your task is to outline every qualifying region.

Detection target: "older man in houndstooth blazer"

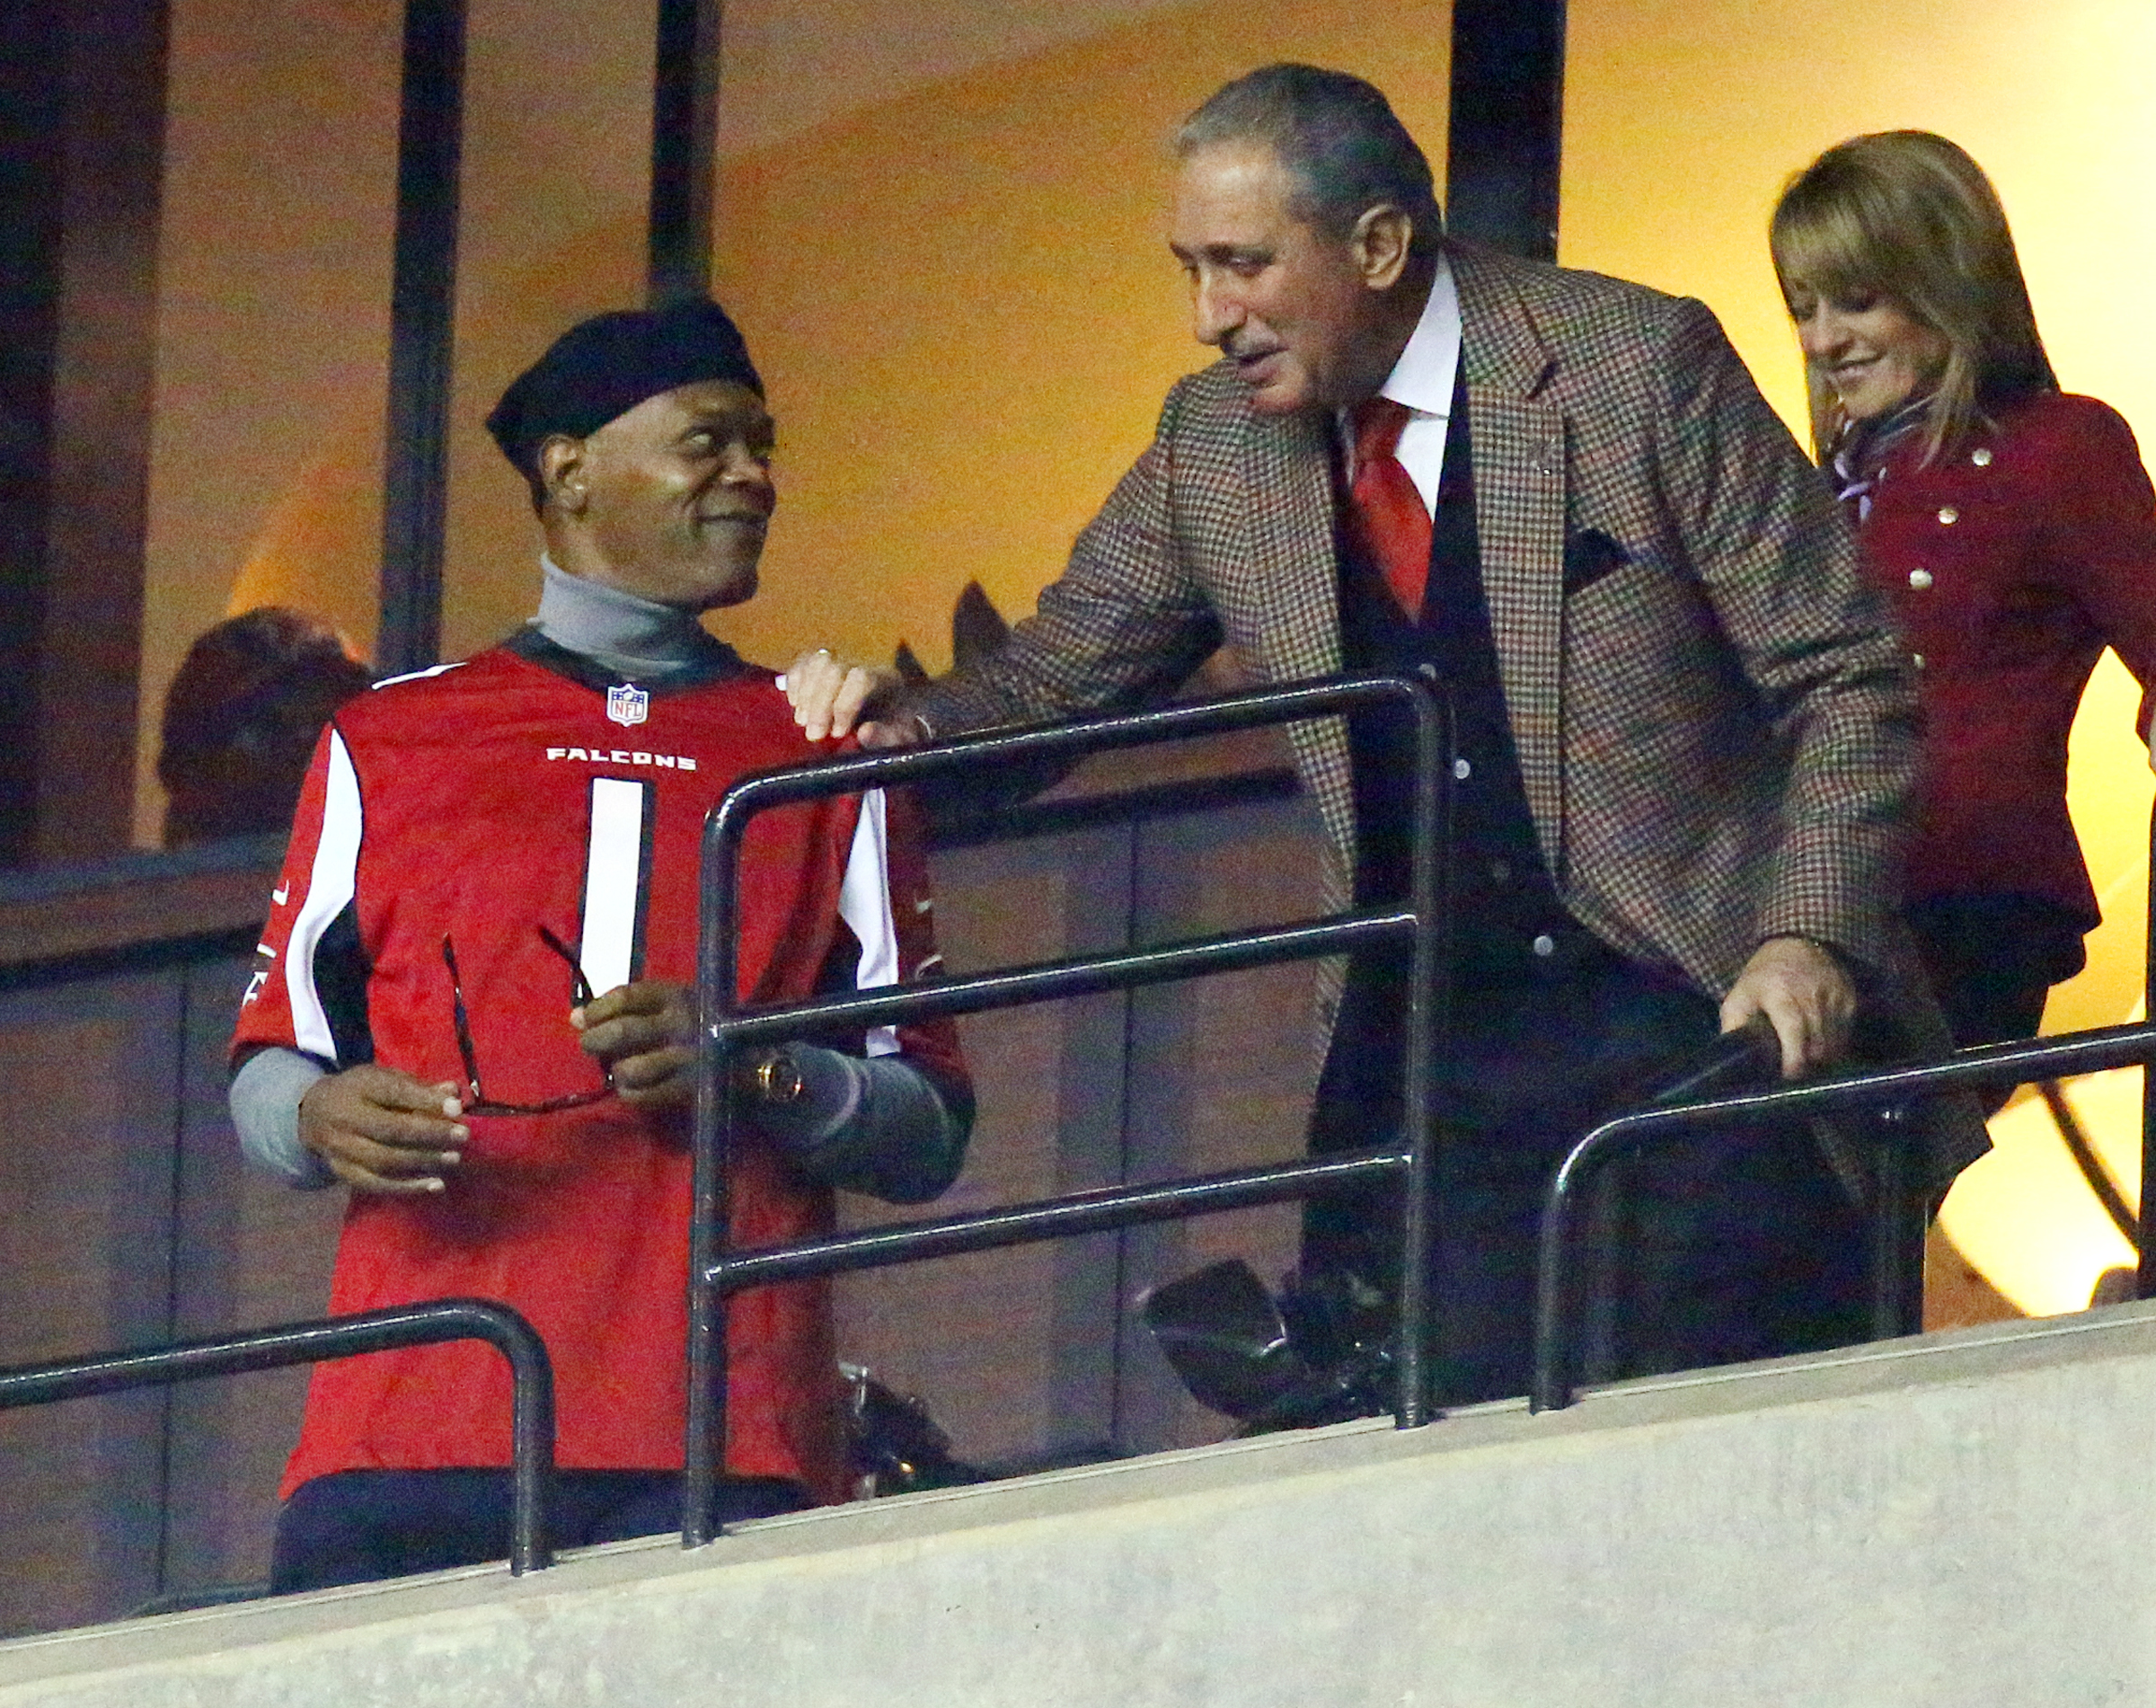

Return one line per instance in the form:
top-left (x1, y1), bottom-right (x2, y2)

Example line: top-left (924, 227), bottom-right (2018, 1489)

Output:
top-left (924, 246), bottom-right (1915, 1012)
top-left (791, 66), bottom-right (1983, 1404)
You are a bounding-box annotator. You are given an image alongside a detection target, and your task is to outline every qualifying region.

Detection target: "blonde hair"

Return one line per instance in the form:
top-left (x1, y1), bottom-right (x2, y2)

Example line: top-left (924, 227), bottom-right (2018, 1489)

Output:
top-left (1770, 130), bottom-right (2056, 465)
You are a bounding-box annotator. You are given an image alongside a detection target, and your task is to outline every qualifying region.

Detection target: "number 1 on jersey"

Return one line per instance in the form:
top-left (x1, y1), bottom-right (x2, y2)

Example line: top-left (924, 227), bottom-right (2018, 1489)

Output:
top-left (579, 776), bottom-right (654, 997)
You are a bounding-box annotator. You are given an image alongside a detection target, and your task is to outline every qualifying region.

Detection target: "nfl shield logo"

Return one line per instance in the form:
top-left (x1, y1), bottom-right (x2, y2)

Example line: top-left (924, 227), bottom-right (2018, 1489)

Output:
top-left (605, 684), bottom-right (649, 728)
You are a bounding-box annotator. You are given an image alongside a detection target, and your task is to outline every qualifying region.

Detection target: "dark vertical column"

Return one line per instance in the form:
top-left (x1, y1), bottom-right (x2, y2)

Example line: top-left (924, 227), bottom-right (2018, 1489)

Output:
top-left (647, 0), bottom-right (721, 305)
top-left (0, 0), bottom-right (169, 867)
top-left (0, 0), bottom-right (67, 868)
top-left (1445, 0), bottom-right (1568, 262)
top-left (376, 0), bottom-right (467, 677)
top-left (39, 0), bottom-right (169, 863)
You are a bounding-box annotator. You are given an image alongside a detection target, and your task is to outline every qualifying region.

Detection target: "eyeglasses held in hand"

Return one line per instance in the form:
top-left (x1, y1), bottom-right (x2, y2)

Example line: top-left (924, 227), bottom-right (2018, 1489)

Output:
top-left (441, 925), bottom-right (614, 1116)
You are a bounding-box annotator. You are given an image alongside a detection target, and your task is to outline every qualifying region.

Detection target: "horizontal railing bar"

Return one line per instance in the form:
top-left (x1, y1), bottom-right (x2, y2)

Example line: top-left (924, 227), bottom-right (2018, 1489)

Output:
top-left (711, 910), bottom-right (1415, 1045)
top-left (1557, 1019), bottom-right (2156, 1165)
top-left (716, 674), bottom-right (1425, 818)
top-left (0, 1299), bottom-right (558, 1574)
top-left (1531, 1017), bottom-right (2156, 1415)
top-left (0, 1299), bottom-right (537, 1407)
top-left (709, 1145), bottom-right (1412, 1291)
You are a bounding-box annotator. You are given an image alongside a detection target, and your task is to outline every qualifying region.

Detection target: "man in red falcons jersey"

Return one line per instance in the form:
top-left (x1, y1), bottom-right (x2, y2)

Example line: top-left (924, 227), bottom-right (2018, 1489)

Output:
top-left (231, 297), bottom-right (973, 1591)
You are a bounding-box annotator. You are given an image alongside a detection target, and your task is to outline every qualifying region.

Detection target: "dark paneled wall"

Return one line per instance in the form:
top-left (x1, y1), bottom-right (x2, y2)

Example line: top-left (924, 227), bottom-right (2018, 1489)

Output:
top-left (162, 960), bottom-right (346, 1594)
top-left (0, 956), bottom-right (342, 1636)
top-left (0, 971), bottom-right (181, 1633)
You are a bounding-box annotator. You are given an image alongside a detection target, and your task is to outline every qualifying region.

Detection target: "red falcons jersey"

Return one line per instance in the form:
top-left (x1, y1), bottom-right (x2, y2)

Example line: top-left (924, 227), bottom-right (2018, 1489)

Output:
top-left (233, 631), bottom-right (963, 1502)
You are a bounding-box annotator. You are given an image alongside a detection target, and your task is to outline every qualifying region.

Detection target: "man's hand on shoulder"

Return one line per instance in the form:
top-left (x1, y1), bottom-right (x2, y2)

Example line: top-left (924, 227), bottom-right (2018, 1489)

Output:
top-left (299, 1065), bottom-right (467, 1194)
top-left (780, 649), bottom-right (925, 748)
top-left (575, 980), bottom-right (699, 1110)
top-left (1719, 935), bottom-right (1857, 1079)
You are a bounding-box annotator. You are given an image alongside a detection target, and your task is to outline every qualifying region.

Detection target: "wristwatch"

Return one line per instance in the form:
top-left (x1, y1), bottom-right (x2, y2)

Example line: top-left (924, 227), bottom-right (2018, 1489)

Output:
top-left (733, 1048), bottom-right (805, 1105)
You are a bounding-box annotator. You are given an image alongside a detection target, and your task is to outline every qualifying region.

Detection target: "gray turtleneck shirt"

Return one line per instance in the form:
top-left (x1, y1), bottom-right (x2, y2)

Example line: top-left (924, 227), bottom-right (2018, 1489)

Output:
top-left (229, 559), bottom-right (970, 1207)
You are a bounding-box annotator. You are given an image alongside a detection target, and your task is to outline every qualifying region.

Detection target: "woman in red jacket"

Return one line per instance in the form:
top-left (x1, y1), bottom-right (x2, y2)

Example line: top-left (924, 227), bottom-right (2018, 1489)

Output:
top-left (1772, 130), bottom-right (2156, 1055)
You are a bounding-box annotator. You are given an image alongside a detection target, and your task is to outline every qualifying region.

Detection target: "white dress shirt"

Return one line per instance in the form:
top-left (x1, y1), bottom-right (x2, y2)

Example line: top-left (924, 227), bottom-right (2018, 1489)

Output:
top-left (1342, 251), bottom-right (1462, 517)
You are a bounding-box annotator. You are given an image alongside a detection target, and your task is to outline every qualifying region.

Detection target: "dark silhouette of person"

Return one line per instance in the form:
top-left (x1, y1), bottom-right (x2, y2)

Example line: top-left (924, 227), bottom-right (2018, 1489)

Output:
top-left (158, 607), bottom-right (375, 845)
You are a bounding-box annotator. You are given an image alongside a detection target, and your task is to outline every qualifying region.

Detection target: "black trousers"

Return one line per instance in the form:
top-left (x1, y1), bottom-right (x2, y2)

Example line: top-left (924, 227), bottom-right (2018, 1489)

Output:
top-left (1306, 939), bottom-right (1871, 1407)
top-left (270, 1468), bottom-right (808, 1593)
top-left (1904, 892), bottom-right (2089, 1117)
top-left (1908, 887), bottom-right (2085, 1047)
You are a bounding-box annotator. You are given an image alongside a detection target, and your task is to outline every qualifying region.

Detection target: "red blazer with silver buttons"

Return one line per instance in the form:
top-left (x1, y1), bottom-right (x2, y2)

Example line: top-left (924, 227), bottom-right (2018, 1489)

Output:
top-left (1857, 391), bottom-right (2156, 925)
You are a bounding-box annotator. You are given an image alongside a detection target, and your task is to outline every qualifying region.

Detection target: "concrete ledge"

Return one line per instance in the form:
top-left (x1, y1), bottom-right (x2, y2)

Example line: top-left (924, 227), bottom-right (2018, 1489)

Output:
top-left (4, 1304), bottom-right (2153, 1705)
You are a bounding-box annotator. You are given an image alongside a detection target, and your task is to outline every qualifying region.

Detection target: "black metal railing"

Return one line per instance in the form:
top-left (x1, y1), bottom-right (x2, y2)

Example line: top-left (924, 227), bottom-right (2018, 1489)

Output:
top-left (0, 1298), bottom-right (558, 1575)
top-left (2141, 796), bottom-right (2156, 1297)
top-left (686, 675), bottom-right (1453, 1545)
top-left (1533, 1018), bottom-right (2156, 1413)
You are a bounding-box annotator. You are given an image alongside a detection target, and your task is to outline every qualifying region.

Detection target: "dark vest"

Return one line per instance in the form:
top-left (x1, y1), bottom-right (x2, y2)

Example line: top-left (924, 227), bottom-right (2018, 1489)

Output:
top-left (1335, 376), bottom-right (1596, 984)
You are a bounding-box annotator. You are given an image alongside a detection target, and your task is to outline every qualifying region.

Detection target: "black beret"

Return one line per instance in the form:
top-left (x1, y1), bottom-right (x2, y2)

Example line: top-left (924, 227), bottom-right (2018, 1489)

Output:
top-left (485, 297), bottom-right (764, 478)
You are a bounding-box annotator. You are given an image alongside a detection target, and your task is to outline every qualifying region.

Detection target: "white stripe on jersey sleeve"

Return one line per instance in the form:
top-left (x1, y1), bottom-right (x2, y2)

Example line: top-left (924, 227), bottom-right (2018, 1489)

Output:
top-left (287, 729), bottom-right (364, 1060)
top-left (838, 788), bottom-right (901, 1057)
top-left (579, 777), bottom-right (648, 996)
top-left (369, 660), bottom-right (466, 689)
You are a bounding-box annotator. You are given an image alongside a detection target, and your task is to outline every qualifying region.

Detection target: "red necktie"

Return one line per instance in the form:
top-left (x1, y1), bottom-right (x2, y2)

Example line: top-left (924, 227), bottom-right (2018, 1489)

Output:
top-left (1347, 396), bottom-right (1432, 617)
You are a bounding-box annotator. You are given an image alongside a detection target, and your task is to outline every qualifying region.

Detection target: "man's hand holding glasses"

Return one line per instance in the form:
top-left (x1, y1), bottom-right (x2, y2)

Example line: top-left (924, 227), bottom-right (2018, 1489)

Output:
top-left (296, 921), bottom-right (819, 1194)
top-left (297, 1066), bottom-right (469, 1196)
top-left (297, 924), bottom-right (703, 1196)
top-left (570, 979), bottom-right (699, 1111)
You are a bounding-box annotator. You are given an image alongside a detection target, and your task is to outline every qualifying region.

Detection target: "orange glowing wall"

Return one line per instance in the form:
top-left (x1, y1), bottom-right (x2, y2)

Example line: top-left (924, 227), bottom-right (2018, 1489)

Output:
top-left (702, 3), bottom-right (1449, 674)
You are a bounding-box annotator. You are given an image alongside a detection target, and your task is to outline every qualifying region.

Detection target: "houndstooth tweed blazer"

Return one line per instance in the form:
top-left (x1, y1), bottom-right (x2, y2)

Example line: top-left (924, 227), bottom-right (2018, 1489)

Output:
top-left (926, 241), bottom-right (1924, 976)
top-left (919, 244), bottom-right (1987, 1175)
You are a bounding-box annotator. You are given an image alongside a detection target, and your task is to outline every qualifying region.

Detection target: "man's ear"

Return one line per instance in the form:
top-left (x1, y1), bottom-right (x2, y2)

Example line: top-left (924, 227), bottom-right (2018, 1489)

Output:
top-left (537, 435), bottom-right (588, 514)
top-left (1351, 203), bottom-right (1416, 291)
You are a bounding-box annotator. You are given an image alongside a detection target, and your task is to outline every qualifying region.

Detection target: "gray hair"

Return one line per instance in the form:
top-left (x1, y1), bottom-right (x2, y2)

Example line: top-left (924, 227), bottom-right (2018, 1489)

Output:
top-left (1175, 65), bottom-right (1443, 257)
